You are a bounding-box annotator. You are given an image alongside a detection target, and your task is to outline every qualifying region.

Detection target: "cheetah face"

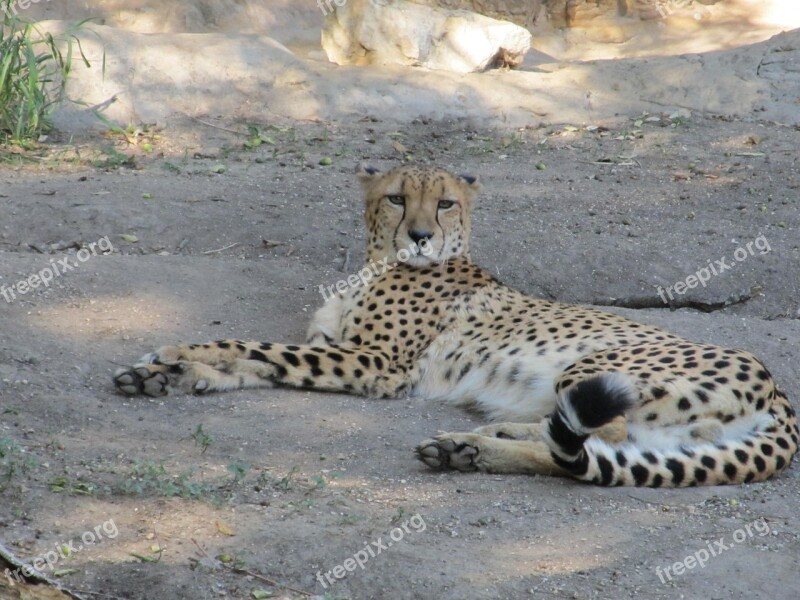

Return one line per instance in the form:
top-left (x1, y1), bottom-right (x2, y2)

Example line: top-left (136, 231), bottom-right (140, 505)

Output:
top-left (357, 164), bottom-right (480, 267)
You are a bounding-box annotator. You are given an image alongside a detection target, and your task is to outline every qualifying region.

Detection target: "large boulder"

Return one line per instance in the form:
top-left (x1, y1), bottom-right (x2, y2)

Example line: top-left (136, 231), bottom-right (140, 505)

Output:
top-left (321, 0), bottom-right (532, 73)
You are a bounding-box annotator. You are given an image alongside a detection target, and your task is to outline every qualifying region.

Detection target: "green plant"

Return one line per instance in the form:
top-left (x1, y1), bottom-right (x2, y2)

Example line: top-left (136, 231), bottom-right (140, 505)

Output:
top-left (227, 462), bottom-right (251, 483)
top-left (0, 436), bottom-right (35, 490)
top-left (118, 461), bottom-right (215, 500)
top-left (191, 424), bottom-right (214, 454)
top-left (0, 1), bottom-right (97, 142)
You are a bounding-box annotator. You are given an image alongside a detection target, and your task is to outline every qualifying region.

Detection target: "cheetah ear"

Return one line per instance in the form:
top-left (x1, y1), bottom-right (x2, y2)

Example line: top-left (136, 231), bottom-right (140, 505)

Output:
top-left (458, 173), bottom-right (481, 191)
top-left (356, 163), bottom-right (381, 182)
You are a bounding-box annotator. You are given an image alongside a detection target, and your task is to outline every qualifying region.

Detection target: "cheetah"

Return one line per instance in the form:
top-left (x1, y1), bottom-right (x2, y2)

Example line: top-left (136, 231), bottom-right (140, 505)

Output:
top-left (114, 164), bottom-right (798, 487)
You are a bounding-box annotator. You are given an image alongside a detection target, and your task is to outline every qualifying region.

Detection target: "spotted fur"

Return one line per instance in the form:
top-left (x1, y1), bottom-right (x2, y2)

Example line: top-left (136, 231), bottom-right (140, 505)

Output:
top-left (114, 165), bottom-right (799, 487)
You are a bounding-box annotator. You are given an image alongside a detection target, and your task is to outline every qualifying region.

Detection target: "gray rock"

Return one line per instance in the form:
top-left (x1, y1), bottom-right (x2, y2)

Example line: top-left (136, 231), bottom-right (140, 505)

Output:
top-left (321, 0), bottom-right (531, 73)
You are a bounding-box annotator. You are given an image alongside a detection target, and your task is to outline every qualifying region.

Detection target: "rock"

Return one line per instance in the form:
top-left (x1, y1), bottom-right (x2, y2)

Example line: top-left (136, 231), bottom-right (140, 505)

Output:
top-left (321, 0), bottom-right (531, 73)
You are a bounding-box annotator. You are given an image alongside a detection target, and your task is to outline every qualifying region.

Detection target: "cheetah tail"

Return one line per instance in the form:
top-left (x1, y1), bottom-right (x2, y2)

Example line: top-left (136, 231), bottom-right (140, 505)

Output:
top-left (545, 373), bottom-right (799, 487)
top-left (545, 373), bottom-right (636, 474)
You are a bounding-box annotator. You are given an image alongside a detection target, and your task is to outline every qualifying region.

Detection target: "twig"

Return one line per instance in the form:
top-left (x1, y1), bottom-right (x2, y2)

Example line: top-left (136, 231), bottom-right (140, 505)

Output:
top-left (190, 539), bottom-right (312, 597)
top-left (640, 98), bottom-right (723, 116)
top-left (71, 591), bottom-right (129, 600)
top-left (202, 242), bottom-right (240, 255)
top-left (578, 160), bottom-right (637, 166)
top-left (186, 116), bottom-right (247, 136)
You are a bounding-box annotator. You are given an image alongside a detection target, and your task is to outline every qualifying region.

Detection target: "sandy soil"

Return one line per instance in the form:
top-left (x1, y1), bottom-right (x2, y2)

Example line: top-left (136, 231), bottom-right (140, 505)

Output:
top-left (1, 110), bottom-right (799, 600)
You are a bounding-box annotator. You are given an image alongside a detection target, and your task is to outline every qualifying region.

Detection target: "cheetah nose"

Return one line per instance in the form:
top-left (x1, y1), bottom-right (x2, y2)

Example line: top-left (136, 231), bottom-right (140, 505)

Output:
top-left (409, 229), bottom-right (433, 244)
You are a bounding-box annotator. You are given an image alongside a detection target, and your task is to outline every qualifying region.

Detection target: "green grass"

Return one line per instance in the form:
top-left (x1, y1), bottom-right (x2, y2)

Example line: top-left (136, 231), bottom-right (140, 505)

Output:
top-left (0, 436), bottom-right (35, 491)
top-left (1, 0), bottom-right (98, 143)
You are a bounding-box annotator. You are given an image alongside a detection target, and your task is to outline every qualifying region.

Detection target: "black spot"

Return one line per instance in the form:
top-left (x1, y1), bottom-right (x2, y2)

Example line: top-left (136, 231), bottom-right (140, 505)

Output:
top-left (333, 366), bottom-right (344, 377)
top-left (776, 455), bottom-right (786, 470)
top-left (734, 449), bottom-right (749, 464)
top-left (597, 455), bottom-right (615, 485)
top-left (678, 398), bottom-right (691, 411)
top-left (753, 455), bottom-right (766, 472)
top-left (652, 387), bottom-right (668, 400)
top-left (694, 468), bottom-right (708, 483)
top-left (701, 455), bottom-right (716, 470)
top-left (218, 342), bottom-right (231, 349)
top-left (249, 350), bottom-right (268, 362)
top-left (651, 474), bottom-right (664, 488)
top-left (642, 452), bottom-right (658, 465)
top-left (631, 464), bottom-right (650, 486)
top-left (665, 458), bottom-right (685, 485)
top-left (723, 463), bottom-right (738, 480)
top-left (328, 352), bottom-right (344, 363)
top-left (282, 352), bottom-right (300, 367)
top-left (358, 355), bottom-right (371, 368)
top-left (615, 450), bottom-right (627, 467)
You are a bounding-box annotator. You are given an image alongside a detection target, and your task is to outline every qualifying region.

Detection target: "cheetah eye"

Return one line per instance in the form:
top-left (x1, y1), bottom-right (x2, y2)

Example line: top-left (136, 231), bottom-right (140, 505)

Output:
top-left (438, 200), bottom-right (455, 210)
top-left (386, 195), bottom-right (405, 206)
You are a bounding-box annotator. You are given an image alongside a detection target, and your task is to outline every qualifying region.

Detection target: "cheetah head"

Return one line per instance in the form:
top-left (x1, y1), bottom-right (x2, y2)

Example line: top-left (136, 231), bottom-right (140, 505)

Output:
top-left (357, 164), bottom-right (480, 267)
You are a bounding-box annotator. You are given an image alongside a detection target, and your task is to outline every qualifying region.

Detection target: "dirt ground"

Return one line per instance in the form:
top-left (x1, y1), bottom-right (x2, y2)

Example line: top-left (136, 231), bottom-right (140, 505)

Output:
top-left (1, 109), bottom-right (799, 600)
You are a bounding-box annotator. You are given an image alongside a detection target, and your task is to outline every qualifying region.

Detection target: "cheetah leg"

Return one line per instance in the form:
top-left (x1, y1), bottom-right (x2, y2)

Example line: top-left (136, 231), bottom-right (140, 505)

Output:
top-left (113, 359), bottom-right (277, 396)
top-left (415, 432), bottom-right (567, 476)
top-left (472, 421), bottom-right (548, 441)
top-left (474, 416), bottom-right (628, 444)
top-left (113, 341), bottom-right (410, 398)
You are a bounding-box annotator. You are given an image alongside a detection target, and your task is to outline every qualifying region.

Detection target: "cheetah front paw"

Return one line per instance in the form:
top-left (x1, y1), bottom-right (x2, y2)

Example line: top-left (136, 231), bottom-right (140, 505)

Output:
top-left (415, 433), bottom-right (482, 472)
top-left (114, 356), bottom-right (278, 397)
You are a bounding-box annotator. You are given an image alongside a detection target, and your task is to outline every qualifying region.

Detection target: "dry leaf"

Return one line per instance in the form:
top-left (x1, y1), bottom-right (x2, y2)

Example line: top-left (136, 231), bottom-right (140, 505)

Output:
top-left (392, 141), bottom-right (408, 154)
top-left (216, 520), bottom-right (236, 536)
